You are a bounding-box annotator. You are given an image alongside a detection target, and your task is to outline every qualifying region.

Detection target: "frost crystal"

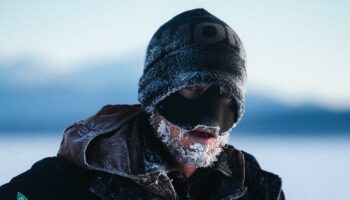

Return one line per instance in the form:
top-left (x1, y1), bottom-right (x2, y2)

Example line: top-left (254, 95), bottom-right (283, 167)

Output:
top-left (153, 116), bottom-right (232, 168)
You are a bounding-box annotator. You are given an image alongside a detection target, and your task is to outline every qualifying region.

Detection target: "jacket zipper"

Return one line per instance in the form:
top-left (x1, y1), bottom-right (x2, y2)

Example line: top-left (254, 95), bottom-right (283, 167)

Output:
top-left (186, 186), bottom-right (190, 200)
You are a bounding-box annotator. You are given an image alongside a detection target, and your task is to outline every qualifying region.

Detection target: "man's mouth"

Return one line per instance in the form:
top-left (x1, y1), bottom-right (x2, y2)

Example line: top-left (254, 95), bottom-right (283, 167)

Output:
top-left (189, 130), bottom-right (216, 139)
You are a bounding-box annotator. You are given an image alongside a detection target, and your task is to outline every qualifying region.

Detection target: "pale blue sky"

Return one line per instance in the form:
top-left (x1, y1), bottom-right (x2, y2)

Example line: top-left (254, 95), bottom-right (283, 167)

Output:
top-left (1, 0), bottom-right (349, 110)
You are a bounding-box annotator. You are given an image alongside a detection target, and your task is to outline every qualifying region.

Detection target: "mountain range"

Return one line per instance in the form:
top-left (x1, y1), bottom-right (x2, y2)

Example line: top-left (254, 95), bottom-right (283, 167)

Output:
top-left (0, 56), bottom-right (349, 135)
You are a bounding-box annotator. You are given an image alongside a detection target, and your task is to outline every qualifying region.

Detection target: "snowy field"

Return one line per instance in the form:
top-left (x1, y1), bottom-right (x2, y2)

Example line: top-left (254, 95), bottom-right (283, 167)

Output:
top-left (0, 133), bottom-right (349, 200)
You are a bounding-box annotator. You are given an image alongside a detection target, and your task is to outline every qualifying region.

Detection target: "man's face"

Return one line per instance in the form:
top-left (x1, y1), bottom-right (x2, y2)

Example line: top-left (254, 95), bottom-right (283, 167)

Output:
top-left (150, 84), bottom-right (235, 167)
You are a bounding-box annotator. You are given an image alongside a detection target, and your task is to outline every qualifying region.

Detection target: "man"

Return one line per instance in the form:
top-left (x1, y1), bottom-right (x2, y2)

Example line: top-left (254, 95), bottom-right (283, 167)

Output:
top-left (0, 8), bottom-right (284, 200)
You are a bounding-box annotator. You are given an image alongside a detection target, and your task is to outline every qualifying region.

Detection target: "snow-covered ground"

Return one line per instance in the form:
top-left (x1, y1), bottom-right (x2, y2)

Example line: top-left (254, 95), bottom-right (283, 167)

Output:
top-left (0, 133), bottom-right (349, 200)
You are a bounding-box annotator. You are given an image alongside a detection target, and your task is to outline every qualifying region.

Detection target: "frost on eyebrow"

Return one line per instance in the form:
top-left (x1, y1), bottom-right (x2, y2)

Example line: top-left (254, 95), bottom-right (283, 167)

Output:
top-left (177, 84), bottom-right (210, 99)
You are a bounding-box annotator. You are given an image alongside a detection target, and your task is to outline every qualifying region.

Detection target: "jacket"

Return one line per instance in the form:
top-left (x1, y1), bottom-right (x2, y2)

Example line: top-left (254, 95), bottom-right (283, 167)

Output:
top-left (0, 104), bottom-right (285, 200)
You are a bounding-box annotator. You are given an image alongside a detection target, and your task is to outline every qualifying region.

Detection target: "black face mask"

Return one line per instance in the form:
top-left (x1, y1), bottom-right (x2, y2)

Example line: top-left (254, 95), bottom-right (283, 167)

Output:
top-left (156, 84), bottom-right (237, 135)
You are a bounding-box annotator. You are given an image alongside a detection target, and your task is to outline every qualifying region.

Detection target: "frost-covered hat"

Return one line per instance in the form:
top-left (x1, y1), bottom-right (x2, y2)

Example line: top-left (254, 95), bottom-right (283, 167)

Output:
top-left (138, 8), bottom-right (247, 124)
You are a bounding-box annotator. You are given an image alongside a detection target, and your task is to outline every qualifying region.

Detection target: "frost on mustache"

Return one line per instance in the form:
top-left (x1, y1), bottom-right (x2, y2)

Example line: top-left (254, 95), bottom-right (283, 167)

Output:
top-left (154, 118), bottom-right (232, 168)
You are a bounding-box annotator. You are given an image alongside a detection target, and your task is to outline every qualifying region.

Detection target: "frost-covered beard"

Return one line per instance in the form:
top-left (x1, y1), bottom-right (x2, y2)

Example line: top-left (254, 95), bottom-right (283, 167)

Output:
top-left (150, 114), bottom-right (232, 168)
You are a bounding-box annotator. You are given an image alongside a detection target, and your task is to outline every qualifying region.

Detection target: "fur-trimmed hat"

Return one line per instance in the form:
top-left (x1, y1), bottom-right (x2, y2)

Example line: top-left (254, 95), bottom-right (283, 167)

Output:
top-left (138, 8), bottom-right (247, 124)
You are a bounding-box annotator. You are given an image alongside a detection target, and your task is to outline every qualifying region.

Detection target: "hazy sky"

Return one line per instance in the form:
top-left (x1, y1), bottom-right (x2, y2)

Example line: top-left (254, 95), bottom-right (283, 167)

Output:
top-left (1, 0), bottom-right (349, 110)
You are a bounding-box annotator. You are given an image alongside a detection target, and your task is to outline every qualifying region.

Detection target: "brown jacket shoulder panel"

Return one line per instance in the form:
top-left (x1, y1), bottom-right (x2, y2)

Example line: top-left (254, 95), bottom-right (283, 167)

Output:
top-left (57, 104), bottom-right (144, 176)
top-left (85, 104), bottom-right (143, 133)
